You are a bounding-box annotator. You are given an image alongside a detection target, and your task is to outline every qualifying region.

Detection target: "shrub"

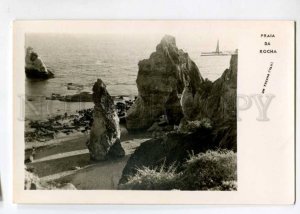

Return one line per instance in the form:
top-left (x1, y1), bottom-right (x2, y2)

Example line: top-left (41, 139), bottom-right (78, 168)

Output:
top-left (177, 150), bottom-right (237, 190)
top-left (120, 150), bottom-right (237, 191)
top-left (179, 118), bottom-right (212, 133)
top-left (199, 78), bottom-right (213, 99)
top-left (208, 180), bottom-right (237, 191)
top-left (119, 163), bottom-right (178, 190)
top-left (213, 119), bottom-right (237, 151)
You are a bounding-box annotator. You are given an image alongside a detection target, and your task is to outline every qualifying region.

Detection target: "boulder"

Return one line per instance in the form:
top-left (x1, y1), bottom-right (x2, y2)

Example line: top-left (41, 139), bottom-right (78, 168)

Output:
top-left (126, 35), bottom-right (203, 131)
top-left (67, 83), bottom-right (84, 90)
top-left (25, 169), bottom-right (76, 190)
top-left (46, 92), bottom-right (93, 102)
top-left (86, 79), bottom-right (125, 161)
top-left (64, 92), bottom-right (93, 102)
top-left (107, 139), bottom-right (125, 158)
top-left (25, 47), bottom-right (54, 79)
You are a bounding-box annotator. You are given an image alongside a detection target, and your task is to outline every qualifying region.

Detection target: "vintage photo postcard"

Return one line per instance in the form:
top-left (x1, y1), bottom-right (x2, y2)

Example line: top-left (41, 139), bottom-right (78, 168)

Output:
top-left (0, 174), bottom-right (2, 201)
top-left (13, 20), bottom-right (295, 204)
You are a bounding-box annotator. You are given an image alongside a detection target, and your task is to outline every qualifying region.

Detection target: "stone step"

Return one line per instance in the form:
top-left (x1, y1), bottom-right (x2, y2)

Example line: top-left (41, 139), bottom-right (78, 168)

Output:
top-left (54, 156), bottom-right (130, 190)
top-left (25, 127), bottom-right (148, 188)
top-left (27, 150), bottom-right (91, 178)
top-left (31, 149), bottom-right (89, 163)
top-left (25, 132), bottom-right (87, 150)
top-left (25, 135), bottom-right (88, 161)
top-left (40, 170), bottom-right (81, 182)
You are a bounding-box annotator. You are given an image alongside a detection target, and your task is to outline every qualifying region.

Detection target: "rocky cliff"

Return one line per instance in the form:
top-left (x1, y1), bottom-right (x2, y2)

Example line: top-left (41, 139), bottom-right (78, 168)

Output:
top-left (119, 36), bottom-right (238, 184)
top-left (182, 54), bottom-right (237, 122)
top-left (86, 79), bottom-right (125, 161)
top-left (126, 35), bottom-right (204, 131)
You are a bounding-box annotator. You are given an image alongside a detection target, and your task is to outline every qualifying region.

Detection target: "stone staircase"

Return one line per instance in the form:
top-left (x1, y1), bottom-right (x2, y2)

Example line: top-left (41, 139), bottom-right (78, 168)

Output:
top-left (25, 131), bottom-right (148, 190)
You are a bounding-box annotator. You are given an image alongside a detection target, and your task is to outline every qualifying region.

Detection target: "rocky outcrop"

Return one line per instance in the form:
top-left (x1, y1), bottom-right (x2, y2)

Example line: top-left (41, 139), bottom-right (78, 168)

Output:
top-left (119, 125), bottom-right (219, 185)
top-left (25, 108), bottom-right (93, 142)
top-left (179, 54), bottom-right (237, 151)
top-left (25, 169), bottom-right (76, 190)
top-left (25, 47), bottom-right (54, 79)
top-left (126, 35), bottom-right (203, 131)
top-left (86, 79), bottom-right (125, 161)
top-left (182, 54), bottom-right (237, 122)
top-left (120, 48), bottom-right (238, 184)
top-left (119, 119), bottom-right (237, 185)
top-left (67, 83), bottom-right (84, 90)
top-left (126, 35), bottom-right (237, 131)
top-left (47, 92), bottom-right (93, 102)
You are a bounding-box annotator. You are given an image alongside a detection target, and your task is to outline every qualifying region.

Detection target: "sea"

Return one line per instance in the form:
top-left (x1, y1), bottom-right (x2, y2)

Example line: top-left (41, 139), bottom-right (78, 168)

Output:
top-left (25, 34), bottom-right (232, 120)
top-left (25, 34), bottom-right (232, 97)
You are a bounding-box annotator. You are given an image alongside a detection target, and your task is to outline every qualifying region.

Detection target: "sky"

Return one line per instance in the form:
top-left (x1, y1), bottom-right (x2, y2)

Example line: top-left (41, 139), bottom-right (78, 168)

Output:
top-left (21, 20), bottom-right (240, 52)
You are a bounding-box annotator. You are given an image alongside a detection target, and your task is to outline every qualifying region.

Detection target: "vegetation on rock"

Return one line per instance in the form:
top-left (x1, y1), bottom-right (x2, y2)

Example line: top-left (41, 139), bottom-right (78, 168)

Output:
top-left (119, 150), bottom-right (237, 191)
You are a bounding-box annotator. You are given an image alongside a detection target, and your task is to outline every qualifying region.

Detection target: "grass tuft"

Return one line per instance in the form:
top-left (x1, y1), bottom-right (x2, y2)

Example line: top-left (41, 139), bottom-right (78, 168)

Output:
top-left (120, 150), bottom-right (237, 191)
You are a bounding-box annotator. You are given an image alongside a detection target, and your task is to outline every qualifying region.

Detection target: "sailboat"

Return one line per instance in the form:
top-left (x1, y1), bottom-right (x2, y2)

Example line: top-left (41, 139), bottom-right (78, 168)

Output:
top-left (201, 40), bottom-right (232, 56)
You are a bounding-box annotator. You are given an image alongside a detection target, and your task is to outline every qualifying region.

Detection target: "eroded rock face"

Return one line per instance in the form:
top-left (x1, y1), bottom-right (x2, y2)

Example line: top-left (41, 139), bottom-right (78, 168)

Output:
top-left (126, 35), bottom-right (203, 131)
top-left (180, 54), bottom-right (237, 150)
top-left (87, 79), bottom-right (125, 161)
top-left (120, 54), bottom-right (238, 184)
top-left (182, 54), bottom-right (237, 122)
top-left (210, 54), bottom-right (237, 121)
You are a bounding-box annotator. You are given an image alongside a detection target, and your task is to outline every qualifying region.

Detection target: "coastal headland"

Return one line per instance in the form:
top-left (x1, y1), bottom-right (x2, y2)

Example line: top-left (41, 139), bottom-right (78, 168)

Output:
top-left (25, 35), bottom-right (237, 190)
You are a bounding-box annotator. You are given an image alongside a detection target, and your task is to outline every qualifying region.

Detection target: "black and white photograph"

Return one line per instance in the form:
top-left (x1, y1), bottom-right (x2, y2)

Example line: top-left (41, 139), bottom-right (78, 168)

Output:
top-left (12, 20), bottom-right (295, 205)
top-left (23, 24), bottom-right (237, 191)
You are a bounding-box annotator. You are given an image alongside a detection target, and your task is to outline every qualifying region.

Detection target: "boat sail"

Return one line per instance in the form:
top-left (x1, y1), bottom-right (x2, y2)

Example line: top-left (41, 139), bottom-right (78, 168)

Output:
top-left (201, 40), bottom-right (231, 56)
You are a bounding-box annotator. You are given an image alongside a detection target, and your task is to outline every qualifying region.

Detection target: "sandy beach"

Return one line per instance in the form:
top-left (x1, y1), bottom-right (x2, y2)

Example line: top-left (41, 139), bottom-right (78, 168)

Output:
top-left (25, 108), bottom-right (151, 190)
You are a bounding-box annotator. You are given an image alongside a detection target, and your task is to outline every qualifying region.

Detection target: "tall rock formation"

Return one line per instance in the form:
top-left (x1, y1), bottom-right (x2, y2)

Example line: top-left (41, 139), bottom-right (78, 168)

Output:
top-left (181, 54), bottom-right (237, 122)
top-left (126, 35), bottom-right (203, 131)
top-left (180, 54), bottom-right (237, 150)
top-left (119, 45), bottom-right (238, 184)
top-left (86, 79), bottom-right (125, 161)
